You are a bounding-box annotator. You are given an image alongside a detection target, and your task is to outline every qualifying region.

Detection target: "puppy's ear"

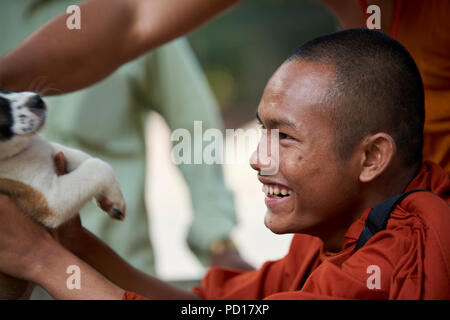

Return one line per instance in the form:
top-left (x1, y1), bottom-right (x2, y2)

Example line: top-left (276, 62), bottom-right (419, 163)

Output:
top-left (0, 88), bottom-right (11, 94)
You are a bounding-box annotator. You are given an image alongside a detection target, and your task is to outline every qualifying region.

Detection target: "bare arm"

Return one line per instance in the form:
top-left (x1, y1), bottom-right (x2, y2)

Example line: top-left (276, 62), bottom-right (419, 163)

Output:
top-left (0, 195), bottom-right (200, 300)
top-left (56, 216), bottom-right (201, 299)
top-left (0, 0), bottom-right (241, 95)
top-left (29, 238), bottom-right (126, 300)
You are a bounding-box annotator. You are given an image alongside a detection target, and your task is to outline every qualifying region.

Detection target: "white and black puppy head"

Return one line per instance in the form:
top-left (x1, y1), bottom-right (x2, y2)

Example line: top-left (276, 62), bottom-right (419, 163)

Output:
top-left (0, 88), bottom-right (47, 142)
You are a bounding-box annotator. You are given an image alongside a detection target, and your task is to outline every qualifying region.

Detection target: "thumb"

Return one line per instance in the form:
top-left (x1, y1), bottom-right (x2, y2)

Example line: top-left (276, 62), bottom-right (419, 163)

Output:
top-left (54, 152), bottom-right (68, 175)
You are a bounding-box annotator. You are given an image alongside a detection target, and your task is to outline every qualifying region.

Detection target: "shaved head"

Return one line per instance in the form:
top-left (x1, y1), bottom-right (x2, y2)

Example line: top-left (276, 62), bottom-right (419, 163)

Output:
top-left (287, 29), bottom-right (425, 168)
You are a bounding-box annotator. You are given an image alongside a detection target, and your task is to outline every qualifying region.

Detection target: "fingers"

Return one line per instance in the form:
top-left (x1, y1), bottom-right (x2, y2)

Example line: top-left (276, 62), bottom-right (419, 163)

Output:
top-left (53, 152), bottom-right (68, 175)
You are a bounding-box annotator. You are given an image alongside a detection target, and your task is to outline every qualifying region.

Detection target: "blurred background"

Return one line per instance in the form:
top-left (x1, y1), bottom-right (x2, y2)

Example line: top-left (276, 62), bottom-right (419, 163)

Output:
top-left (189, 0), bottom-right (338, 128)
top-left (148, 0), bottom-right (339, 282)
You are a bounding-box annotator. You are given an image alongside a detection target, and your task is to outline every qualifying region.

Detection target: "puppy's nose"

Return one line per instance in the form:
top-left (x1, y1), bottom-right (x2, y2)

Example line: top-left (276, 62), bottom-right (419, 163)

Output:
top-left (28, 95), bottom-right (45, 110)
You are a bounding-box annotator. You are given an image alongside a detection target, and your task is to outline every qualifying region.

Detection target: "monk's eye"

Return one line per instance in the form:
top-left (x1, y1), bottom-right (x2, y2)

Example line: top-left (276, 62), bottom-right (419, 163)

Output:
top-left (279, 132), bottom-right (294, 140)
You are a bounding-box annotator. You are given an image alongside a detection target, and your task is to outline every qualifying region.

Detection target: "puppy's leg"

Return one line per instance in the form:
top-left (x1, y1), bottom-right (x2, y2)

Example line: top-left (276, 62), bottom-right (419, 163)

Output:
top-left (50, 142), bottom-right (91, 172)
top-left (45, 158), bottom-right (126, 228)
top-left (51, 142), bottom-right (126, 215)
top-left (43, 145), bottom-right (126, 228)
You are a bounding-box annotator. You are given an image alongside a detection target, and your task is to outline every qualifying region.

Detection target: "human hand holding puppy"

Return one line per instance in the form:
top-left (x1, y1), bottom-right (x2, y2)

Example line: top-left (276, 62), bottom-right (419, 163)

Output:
top-left (0, 153), bottom-right (80, 289)
top-left (0, 193), bottom-right (126, 300)
top-left (0, 153), bottom-right (128, 300)
top-left (0, 194), bottom-right (53, 281)
top-left (0, 190), bottom-right (200, 300)
top-left (0, 154), bottom-right (126, 299)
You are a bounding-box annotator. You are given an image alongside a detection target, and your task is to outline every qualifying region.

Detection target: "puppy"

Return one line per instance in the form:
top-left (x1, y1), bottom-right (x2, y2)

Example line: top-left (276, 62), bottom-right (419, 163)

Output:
top-left (0, 89), bottom-right (126, 299)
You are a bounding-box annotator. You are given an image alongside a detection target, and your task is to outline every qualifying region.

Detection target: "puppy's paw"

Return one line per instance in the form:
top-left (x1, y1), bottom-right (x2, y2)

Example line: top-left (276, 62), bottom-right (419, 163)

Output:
top-left (109, 207), bottom-right (125, 220)
top-left (96, 182), bottom-right (126, 221)
top-left (96, 195), bottom-right (126, 221)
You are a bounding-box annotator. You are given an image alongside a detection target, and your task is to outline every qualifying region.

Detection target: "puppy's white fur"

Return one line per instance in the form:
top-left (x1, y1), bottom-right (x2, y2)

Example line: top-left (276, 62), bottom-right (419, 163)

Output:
top-left (0, 91), bottom-right (126, 228)
top-left (0, 135), bottom-right (126, 228)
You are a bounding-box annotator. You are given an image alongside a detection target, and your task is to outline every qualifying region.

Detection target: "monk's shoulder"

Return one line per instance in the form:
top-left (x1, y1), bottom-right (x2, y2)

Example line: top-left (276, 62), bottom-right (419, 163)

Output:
top-left (392, 191), bottom-right (450, 233)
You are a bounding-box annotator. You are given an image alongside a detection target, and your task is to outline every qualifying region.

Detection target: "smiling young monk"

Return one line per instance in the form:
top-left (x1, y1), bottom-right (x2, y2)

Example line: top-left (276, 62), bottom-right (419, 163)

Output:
top-left (193, 29), bottom-right (450, 300)
top-left (0, 29), bottom-right (448, 300)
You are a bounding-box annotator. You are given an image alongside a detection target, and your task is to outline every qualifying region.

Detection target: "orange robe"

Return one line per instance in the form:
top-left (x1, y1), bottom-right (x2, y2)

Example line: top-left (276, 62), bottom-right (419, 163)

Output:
top-left (361, 0), bottom-right (450, 173)
top-left (123, 161), bottom-right (450, 300)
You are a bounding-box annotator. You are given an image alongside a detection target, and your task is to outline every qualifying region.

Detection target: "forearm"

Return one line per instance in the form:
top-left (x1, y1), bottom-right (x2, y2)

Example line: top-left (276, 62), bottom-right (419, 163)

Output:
top-left (28, 238), bottom-right (125, 300)
top-left (0, 0), bottom-right (241, 95)
top-left (0, 0), bottom-right (137, 94)
top-left (69, 227), bottom-right (201, 300)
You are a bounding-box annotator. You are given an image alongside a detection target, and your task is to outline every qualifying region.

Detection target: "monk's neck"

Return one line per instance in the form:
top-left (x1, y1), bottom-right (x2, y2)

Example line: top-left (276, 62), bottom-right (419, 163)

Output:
top-left (321, 162), bottom-right (421, 253)
top-left (360, 163), bottom-right (421, 211)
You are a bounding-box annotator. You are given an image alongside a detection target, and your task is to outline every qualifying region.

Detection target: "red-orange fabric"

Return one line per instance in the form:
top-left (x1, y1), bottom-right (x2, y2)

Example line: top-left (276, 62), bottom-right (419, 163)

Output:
top-left (190, 161), bottom-right (450, 300)
top-left (122, 291), bottom-right (150, 300)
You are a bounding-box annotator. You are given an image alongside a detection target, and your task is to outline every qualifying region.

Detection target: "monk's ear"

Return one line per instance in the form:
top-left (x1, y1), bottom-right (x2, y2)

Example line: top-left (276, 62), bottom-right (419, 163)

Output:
top-left (359, 133), bottom-right (396, 183)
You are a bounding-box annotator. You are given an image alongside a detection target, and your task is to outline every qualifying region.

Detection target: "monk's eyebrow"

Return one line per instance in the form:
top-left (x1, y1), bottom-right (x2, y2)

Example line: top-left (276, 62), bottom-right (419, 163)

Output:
top-left (269, 118), bottom-right (298, 130)
top-left (266, 118), bottom-right (299, 130)
top-left (257, 113), bottom-right (298, 130)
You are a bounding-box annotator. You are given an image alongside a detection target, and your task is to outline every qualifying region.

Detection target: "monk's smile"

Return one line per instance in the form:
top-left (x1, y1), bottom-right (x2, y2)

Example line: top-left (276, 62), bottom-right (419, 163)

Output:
top-left (258, 177), bottom-right (293, 210)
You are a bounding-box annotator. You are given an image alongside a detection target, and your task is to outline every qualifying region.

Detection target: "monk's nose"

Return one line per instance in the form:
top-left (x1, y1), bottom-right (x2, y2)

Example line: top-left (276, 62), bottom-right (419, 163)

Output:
top-left (250, 141), bottom-right (271, 172)
top-left (250, 149), bottom-right (260, 172)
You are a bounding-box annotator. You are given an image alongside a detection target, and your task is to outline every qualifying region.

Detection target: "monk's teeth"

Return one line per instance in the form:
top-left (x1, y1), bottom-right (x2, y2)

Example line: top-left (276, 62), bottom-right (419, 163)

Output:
top-left (262, 184), bottom-right (292, 197)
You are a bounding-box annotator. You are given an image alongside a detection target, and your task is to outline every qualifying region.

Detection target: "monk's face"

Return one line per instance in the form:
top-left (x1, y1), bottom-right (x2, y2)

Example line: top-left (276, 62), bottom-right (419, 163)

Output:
top-left (251, 60), bottom-right (361, 236)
